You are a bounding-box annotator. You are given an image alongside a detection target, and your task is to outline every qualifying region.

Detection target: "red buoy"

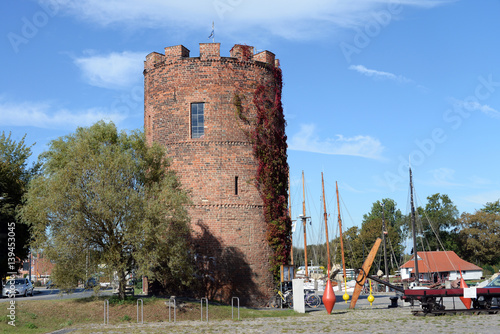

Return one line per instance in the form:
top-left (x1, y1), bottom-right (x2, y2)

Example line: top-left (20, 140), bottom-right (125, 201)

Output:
top-left (322, 279), bottom-right (336, 314)
top-left (459, 275), bottom-right (471, 309)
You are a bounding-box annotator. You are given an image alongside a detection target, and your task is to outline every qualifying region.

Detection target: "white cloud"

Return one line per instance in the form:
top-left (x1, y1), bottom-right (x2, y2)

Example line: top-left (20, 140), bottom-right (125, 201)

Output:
top-left (39, 0), bottom-right (454, 40)
top-left (73, 51), bottom-right (145, 89)
top-left (288, 123), bottom-right (384, 160)
top-left (427, 167), bottom-right (459, 186)
top-left (464, 190), bottom-right (500, 207)
top-left (349, 64), bottom-right (412, 83)
top-left (468, 175), bottom-right (492, 187)
top-left (0, 98), bottom-right (127, 129)
top-left (451, 99), bottom-right (500, 119)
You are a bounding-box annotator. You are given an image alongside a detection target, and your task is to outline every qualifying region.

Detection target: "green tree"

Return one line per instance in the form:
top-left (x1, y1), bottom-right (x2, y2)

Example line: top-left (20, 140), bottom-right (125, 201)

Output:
top-left (21, 121), bottom-right (193, 299)
top-left (361, 199), bottom-right (404, 275)
top-left (482, 200), bottom-right (500, 214)
top-left (417, 193), bottom-right (459, 253)
top-left (341, 226), bottom-right (363, 270)
top-left (458, 210), bottom-right (500, 266)
top-left (0, 132), bottom-right (39, 280)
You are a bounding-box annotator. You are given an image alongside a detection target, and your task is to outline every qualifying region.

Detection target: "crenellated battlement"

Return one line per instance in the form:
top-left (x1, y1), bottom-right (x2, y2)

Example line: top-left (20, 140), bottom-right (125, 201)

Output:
top-left (144, 43), bottom-right (279, 70)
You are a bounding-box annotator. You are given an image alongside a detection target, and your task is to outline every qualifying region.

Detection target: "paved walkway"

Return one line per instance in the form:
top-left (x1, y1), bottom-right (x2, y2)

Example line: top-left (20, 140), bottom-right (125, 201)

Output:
top-left (58, 295), bottom-right (500, 334)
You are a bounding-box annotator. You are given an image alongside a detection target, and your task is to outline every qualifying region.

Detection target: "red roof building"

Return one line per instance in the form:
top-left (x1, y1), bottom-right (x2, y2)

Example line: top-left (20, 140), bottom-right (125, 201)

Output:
top-left (400, 251), bottom-right (483, 282)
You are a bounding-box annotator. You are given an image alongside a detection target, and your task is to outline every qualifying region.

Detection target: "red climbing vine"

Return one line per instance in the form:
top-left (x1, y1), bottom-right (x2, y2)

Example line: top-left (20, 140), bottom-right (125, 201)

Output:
top-left (234, 64), bottom-right (292, 282)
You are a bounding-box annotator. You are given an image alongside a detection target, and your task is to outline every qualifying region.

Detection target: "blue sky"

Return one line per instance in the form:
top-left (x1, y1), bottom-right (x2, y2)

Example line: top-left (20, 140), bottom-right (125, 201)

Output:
top-left (1, 0), bottom-right (500, 249)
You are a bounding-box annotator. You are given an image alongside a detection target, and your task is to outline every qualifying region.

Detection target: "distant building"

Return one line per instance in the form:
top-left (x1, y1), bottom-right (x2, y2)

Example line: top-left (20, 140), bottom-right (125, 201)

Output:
top-left (20, 253), bottom-right (54, 283)
top-left (400, 251), bottom-right (483, 281)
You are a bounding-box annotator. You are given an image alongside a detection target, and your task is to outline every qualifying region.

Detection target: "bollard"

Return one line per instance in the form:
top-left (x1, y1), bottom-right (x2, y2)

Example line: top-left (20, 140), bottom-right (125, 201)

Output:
top-left (201, 297), bottom-right (208, 322)
top-left (103, 300), bottom-right (109, 325)
top-left (231, 297), bottom-right (240, 320)
top-left (169, 296), bottom-right (176, 322)
top-left (137, 299), bottom-right (143, 323)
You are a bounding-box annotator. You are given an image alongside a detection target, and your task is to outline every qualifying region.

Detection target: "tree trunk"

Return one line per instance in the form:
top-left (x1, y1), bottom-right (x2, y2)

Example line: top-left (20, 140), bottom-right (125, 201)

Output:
top-left (118, 269), bottom-right (127, 300)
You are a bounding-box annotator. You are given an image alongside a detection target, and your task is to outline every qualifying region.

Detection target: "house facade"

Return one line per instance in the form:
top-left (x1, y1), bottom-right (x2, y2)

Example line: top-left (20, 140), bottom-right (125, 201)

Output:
top-left (400, 251), bottom-right (483, 282)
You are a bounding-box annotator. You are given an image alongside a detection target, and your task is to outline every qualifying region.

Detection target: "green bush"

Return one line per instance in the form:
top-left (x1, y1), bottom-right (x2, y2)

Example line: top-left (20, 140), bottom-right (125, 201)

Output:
top-left (25, 322), bottom-right (38, 329)
top-left (135, 278), bottom-right (143, 290)
top-left (120, 315), bottom-right (131, 322)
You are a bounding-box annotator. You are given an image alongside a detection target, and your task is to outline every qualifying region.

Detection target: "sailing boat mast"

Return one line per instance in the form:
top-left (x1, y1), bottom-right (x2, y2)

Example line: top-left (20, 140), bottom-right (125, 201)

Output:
top-left (381, 202), bottom-right (389, 291)
top-left (336, 182), bottom-right (347, 284)
top-left (289, 174), bottom-right (294, 266)
top-left (410, 167), bottom-right (420, 285)
top-left (321, 173), bottom-right (336, 314)
top-left (322, 173), bottom-right (330, 272)
top-left (301, 171), bottom-right (309, 278)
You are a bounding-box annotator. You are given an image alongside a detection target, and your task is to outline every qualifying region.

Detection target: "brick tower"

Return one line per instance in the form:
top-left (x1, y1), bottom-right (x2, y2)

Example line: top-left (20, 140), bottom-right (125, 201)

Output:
top-left (144, 43), bottom-right (286, 305)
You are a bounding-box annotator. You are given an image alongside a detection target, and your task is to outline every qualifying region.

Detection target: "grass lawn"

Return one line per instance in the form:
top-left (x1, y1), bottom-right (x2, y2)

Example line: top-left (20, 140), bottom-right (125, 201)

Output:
top-left (0, 295), bottom-right (300, 333)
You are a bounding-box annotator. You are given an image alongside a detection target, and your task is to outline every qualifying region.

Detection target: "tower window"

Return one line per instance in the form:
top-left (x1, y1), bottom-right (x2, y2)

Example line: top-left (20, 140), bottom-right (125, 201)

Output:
top-left (235, 176), bottom-right (239, 195)
top-left (191, 103), bottom-right (204, 138)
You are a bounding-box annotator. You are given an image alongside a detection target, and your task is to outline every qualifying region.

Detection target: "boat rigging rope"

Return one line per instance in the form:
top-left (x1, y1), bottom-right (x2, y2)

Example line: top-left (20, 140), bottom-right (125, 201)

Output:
top-left (338, 194), bottom-right (364, 270)
top-left (411, 189), bottom-right (460, 277)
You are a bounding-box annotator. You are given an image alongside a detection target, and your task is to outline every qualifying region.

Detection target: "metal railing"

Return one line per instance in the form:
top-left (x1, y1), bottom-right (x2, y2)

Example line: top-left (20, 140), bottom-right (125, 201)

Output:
top-left (103, 300), bottom-right (109, 325)
top-left (201, 297), bottom-right (208, 322)
top-left (231, 297), bottom-right (240, 320)
top-left (137, 299), bottom-right (143, 324)
top-left (100, 296), bottom-right (248, 325)
top-left (169, 296), bottom-right (176, 322)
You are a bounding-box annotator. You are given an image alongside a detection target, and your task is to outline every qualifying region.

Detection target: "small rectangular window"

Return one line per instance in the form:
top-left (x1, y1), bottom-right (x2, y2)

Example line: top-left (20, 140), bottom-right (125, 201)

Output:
top-left (235, 176), bottom-right (239, 195)
top-left (191, 103), bottom-right (204, 138)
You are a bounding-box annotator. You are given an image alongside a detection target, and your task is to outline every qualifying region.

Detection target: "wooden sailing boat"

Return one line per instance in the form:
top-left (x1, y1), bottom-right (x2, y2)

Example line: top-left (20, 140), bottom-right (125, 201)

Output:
top-left (400, 166), bottom-right (487, 314)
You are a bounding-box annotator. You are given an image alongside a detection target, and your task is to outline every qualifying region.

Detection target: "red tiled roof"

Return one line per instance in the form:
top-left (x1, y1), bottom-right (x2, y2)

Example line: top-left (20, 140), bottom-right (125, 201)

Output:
top-left (400, 251), bottom-right (482, 272)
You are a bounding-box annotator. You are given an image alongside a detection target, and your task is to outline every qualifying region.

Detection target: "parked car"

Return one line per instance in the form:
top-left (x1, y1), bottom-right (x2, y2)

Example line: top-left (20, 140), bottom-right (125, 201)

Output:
top-left (485, 274), bottom-right (500, 287)
top-left (84, 277), bottom-right (99, 289)
top-left (45, 280), bottom-right (57, 289)
top-left (2, 278), bottom-right (34, 297)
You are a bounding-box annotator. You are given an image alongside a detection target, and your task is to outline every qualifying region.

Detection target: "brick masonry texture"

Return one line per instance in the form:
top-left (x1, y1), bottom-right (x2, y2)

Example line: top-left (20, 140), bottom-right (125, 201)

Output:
top-left (144, 43), bottom-right (282, 305)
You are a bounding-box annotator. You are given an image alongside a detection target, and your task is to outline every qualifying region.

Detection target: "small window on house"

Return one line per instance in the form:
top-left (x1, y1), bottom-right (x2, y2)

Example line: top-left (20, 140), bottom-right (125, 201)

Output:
top-left (191, 103), bottom-right (204, 138)
top-left (235, 176), bottom-right (239, 195)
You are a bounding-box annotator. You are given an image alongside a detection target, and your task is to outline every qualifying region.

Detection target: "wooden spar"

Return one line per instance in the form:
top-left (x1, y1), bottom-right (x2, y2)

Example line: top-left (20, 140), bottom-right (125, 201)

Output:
top-left (336, 182), bottom-right (347, 287)
top-left (349, 238), bottom-right (382, 309)
top-left (302, 171), bottom-right (308, 277)
top-left (381, 203), bottom-right (389, 290)
top-left (289, 173), bottom-right (293, 266)
top-left (410, 167), bottom-right (420, 285)
top-left (322, 173), bottom-right (330, 272)
top-left (321, 173), bottom-right (336, 314)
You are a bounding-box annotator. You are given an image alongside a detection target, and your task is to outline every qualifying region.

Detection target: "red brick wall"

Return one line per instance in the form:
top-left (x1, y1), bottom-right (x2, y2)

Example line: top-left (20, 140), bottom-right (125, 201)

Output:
top-left (144, 43), bottom-right (282, 305)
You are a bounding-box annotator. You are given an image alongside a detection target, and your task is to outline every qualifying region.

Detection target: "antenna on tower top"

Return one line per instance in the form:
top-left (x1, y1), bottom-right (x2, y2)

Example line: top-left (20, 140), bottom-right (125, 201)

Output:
top-left (208, 21), bottom-right (215, 43)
